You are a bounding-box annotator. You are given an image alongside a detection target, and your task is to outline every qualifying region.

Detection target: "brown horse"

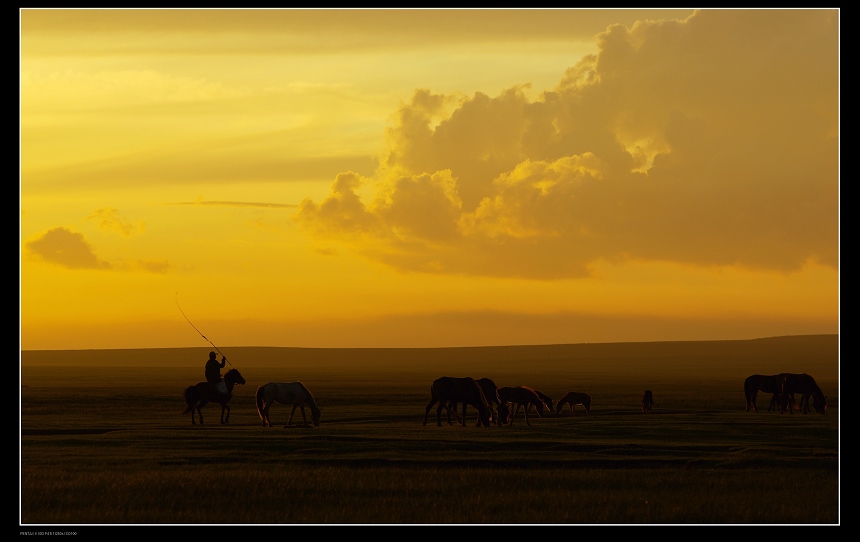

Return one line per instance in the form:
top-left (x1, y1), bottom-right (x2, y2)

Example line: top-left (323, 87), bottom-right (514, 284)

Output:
top-left (182, 368), bottom-right (246, 425)
top-left (779, 373), bottom-right (827, 414)
top-left (424, 377), bottom-right (493, 427)
top-left (744, 374), bottom-right (785, 412)
top-left (556, 391), bottom-right (591, 416)
top-left (256, 381), bottom-right (322, 427)
top-left (498, 386), bottom-right (545, 426)
top-left (641, 390), bottom-right (654, 413)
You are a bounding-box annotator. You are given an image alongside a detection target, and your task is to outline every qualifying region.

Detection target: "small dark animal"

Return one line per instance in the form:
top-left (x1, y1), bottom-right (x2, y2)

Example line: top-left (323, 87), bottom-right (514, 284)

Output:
top-left (556, 391), bottom-right (591, 416)
top-left (182, 368), bottom-right (246, 425)
top-left (424, 377), bottom-right (492, 427)
top-left (641, 390), bottom-right (654, 413)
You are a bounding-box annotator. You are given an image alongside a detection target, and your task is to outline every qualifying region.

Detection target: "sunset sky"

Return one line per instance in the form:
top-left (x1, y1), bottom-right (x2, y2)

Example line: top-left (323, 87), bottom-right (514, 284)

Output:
top-left (20, 8), bottom-right (839, 351)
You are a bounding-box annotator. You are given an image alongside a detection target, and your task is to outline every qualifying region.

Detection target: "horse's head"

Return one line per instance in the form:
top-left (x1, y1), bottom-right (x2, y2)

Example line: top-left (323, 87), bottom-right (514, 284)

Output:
top-left (583, 395), bottom-right (592, 411)
top-left (813, 394), bottom-right (827, 414)
top-left (534, 399), bottom-right (545, 417)
top-left (311, 407), bottom-right (321, 427)
top-left (226, 369), bottom-right (246, 386)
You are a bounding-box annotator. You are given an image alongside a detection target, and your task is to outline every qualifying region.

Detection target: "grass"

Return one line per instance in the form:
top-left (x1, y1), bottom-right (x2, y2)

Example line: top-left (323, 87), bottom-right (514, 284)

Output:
top-left (20, 363), bottom-right (839, 525)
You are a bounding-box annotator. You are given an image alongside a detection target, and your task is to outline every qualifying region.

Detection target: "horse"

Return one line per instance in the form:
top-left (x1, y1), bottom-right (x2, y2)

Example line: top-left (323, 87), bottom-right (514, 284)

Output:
top-left (641, 390), bottom-right (654, 413)
top-left (779, 373), bottom-right (827, 415)
top-left (497, 386), bottom-right (545, 426)
top-left (448, 377), bottom-right (506, 426)
top-left (521, 389), bottom-right (553, 418)
top-left (424, 377), bottom-right (492, 427)
top-left (556, 391), bottom-right (591, 416)
top-left (182, 368), bottom-right (246, 425)
top-left (743, 374), bottom-right (785, 412)
top-left (256, 381), bottom-right (322, 427)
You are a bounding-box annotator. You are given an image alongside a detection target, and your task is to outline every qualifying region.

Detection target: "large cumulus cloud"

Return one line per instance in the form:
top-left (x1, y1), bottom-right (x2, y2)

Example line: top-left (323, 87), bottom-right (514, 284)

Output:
top-left (294, 10), bottom-right (838, 279)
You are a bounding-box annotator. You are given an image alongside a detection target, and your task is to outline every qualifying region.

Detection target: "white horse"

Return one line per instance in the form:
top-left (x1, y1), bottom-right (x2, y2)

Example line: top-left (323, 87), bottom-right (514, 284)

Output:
top-left (255, 381), bottom-right (322, 427)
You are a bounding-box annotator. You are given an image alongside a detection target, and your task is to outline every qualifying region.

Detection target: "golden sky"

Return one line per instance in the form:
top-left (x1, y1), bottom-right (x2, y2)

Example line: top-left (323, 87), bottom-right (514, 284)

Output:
top-left (20, 8), bottom-right (839, 350)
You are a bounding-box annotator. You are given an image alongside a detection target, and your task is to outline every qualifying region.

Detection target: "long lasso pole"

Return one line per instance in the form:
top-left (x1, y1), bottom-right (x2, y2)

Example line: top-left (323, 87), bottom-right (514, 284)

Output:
top-left (175, 292), bottom-right (232, 366)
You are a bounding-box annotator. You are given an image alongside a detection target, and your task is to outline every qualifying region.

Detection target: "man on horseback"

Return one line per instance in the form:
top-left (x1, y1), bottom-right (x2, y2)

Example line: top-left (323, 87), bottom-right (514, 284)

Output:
top-left (205, 351), bottom-right (229, 397)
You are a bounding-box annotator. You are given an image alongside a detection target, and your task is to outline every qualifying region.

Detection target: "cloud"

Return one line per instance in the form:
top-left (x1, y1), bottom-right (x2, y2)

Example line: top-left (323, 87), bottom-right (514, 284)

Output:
top-left (24, 227), bottom-right (112, 270)
top-left (294, 10), bottom-right (838, 279)
top-left (87, 208), bottom-right (145, 236)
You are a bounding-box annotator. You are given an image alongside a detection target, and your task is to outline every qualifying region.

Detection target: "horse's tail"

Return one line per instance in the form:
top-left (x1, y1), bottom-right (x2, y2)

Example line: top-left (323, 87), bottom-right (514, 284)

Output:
top-left (255, 385), bottom-right (266, 421)
top-left (182, 386), bottom-right (196, 414)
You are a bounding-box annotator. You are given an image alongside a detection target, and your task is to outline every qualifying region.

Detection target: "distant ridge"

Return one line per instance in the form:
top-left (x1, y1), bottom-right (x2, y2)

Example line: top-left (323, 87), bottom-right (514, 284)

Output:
top-left (21, 334), bottom-right (838, 382)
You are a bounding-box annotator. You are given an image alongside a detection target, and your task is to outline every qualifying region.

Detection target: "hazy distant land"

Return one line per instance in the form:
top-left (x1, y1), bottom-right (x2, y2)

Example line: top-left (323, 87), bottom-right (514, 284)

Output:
top-left (21, 334), bottom-right (839, 385)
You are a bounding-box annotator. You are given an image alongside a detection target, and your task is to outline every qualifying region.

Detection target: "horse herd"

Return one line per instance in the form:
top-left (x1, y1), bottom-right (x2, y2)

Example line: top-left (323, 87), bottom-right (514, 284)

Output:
top-left (743, 372), bottom-right (828, 415)
top-left (423, 376), bottom-right (594, 427)
top-left (181, 370), bottom-right (828, 427)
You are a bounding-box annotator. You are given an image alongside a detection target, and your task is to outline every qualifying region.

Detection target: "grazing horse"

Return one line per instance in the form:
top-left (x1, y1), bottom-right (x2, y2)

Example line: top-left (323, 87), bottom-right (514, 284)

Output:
top-left (744, 374), bottom-right (785, 413)
top-left (498, 386), bottom-right (545, 426)
top-left (424, 377), bottom-right (492, 427)
top-left (182, 368), bottom-right (246, 425)
top-left (256, 381), bottom-right (322, 427)
top-left (449, 377), bottom-right (506, 426)
top-left (779, 373), bottom-right (827, 415)
top-left (522, 390), bottom-right (553, 417)
top-left (556, 391), bottom-right (591, 416)
top-left (641, 390), bottom-right (654, 413)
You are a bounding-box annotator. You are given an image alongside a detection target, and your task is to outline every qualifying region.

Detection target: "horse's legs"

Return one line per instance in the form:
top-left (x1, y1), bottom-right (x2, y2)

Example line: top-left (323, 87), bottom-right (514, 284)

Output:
top-left (196, 405), bottom-right (204, 425)
top-left (524, 404), bottom-right (531, 426)
top-left (300, 405), bottom-right (309, 427)
top-left (423, 398), bottom-right (438, 426)
top-left (221, 403), bottom-right (230, 424)
top-left (800, 393), bottom-right (811, 414)
top-left (260, 401), bottom-right (271, 427)
top-left (460, 403), bottom-right (468, 427)
top-left (287, 405), bottom-right (297, 427)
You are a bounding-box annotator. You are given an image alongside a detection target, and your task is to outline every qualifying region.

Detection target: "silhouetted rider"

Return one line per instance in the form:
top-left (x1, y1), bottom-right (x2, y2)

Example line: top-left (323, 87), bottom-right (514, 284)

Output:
top-left (205, 351), bottom-right (228, 395)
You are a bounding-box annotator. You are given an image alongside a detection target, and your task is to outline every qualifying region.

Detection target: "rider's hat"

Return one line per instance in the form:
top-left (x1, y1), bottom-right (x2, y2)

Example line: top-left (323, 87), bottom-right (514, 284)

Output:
top-left (209, 351), bottom-right (217, 358)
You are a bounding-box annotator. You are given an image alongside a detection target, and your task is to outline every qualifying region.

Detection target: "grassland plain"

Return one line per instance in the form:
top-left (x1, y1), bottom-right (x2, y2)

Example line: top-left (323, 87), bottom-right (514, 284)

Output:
top-left (20, 335), bottom-right (839, 526)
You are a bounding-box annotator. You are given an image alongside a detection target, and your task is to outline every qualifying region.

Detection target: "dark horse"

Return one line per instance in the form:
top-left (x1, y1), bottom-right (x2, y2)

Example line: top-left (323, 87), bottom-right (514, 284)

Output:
top-left (424, 376), bottom-right (493, 427)
top-left (744, 374), bottom-right (785, 412)
top-left (641, 390), bottom-right (655, 413)
top-left (521, 389), bottom-right (554, 418)
top-left (182, 368), bottom-right (246, 425)
top-left (779, 373), bottom-right (827, 414)
top-left (498, 386), bottom-right (545, 426)
top-left (556, 391), bottom-right (591, 416)
top-left (448, 377), bottom-right (507, 426)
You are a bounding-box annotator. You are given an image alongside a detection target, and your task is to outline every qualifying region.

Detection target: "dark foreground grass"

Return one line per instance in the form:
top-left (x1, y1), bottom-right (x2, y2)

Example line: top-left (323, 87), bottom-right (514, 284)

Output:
top-left (21, 364), bottom-right (839, 525)
top-left (22, 465), bottom-right (837, 524)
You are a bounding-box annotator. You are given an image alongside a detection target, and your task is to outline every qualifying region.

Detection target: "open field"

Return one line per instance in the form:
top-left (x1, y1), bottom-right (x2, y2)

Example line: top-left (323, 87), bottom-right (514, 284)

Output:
top-left (20, 335), bottom-right (839, 525)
